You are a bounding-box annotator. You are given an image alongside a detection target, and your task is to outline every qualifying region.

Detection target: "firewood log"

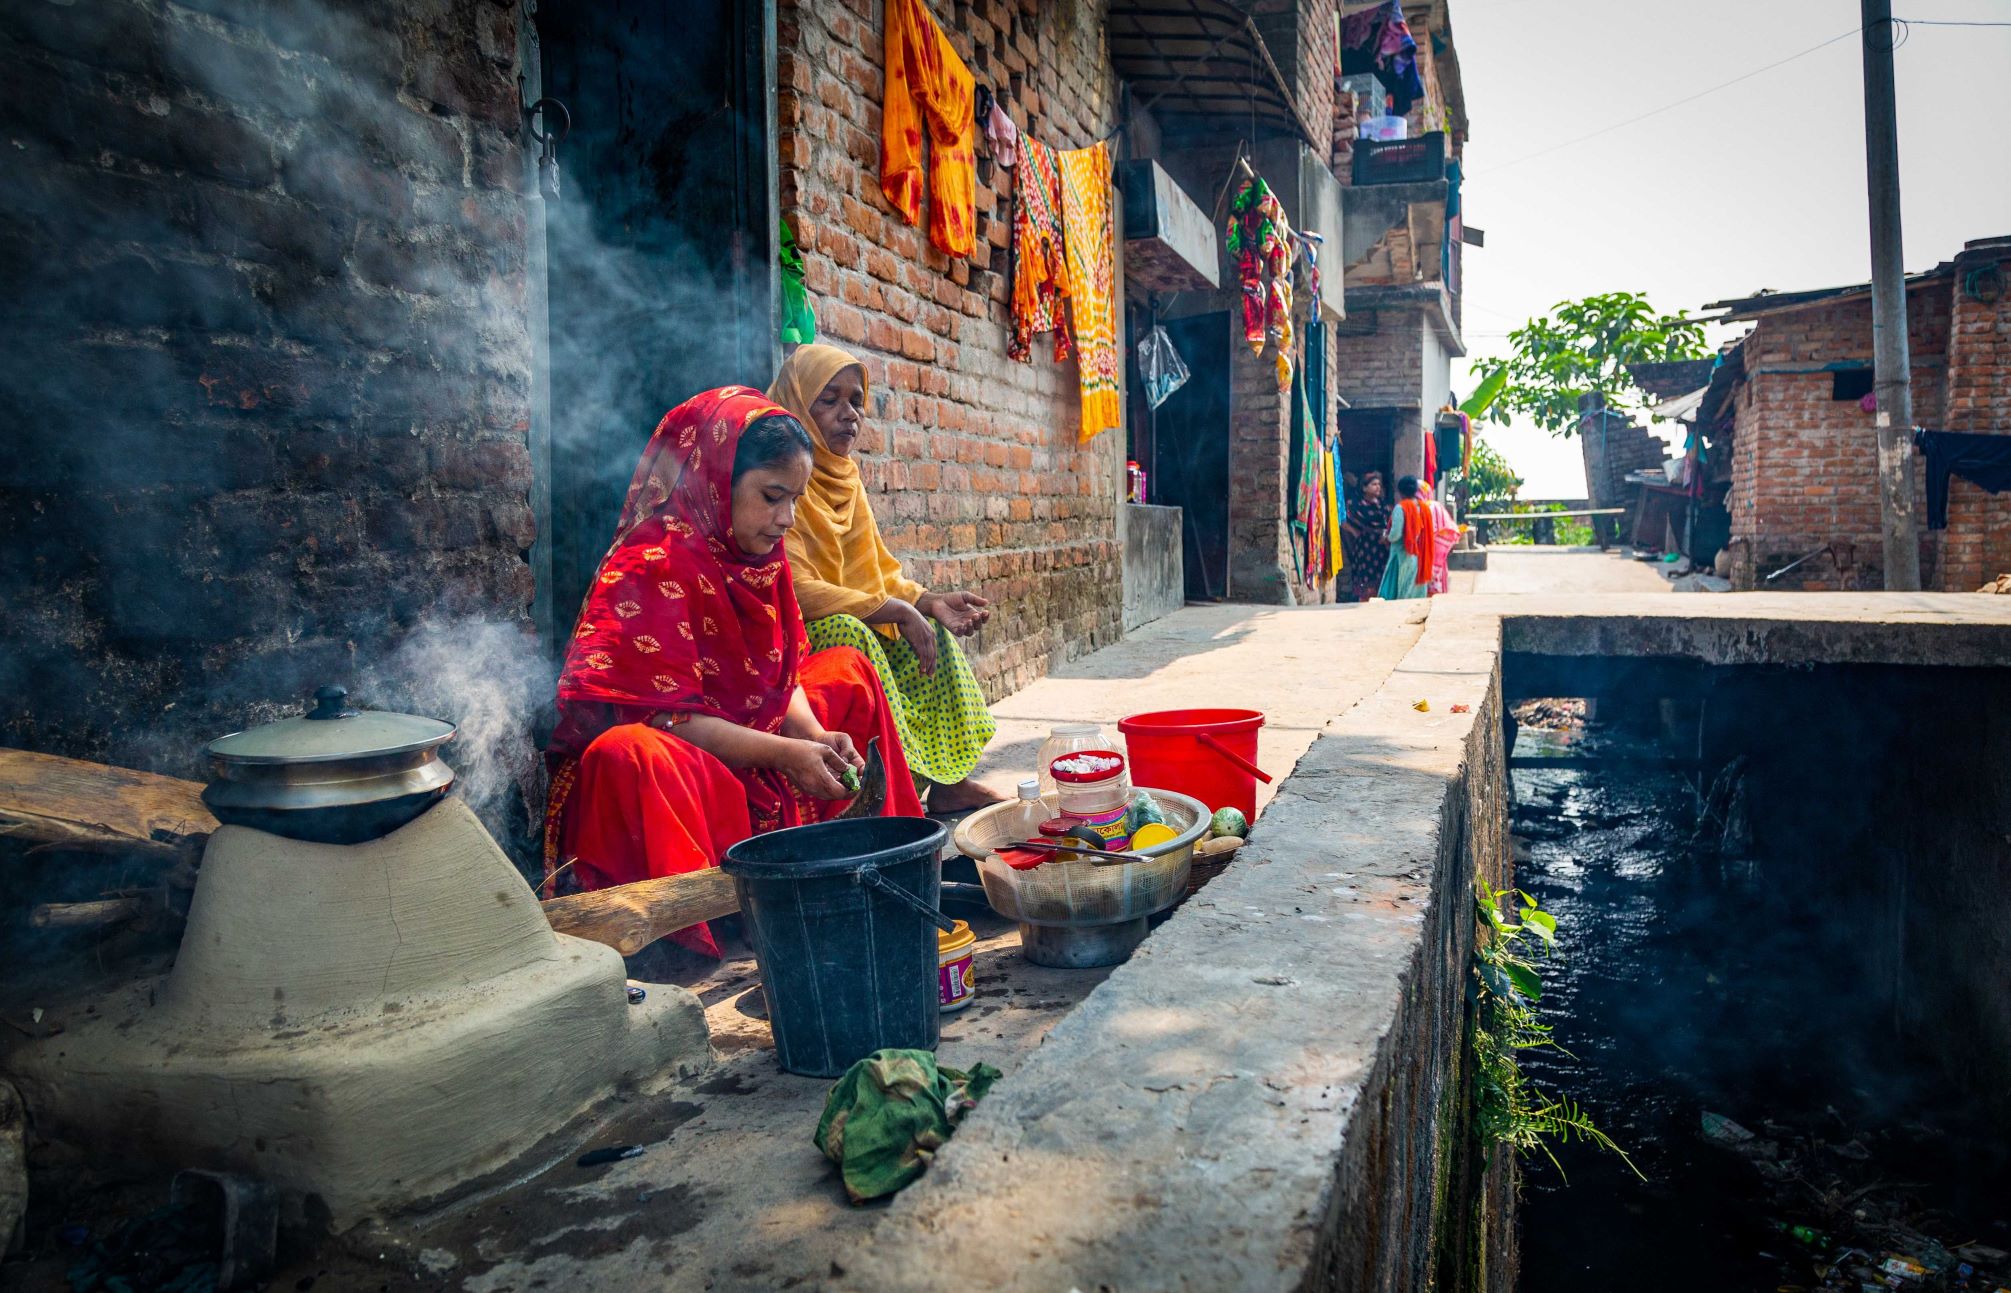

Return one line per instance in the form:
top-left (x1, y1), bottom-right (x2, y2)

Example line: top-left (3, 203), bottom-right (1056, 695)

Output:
top-left (539, 869), bottom-right (740, 956)
top-left (0, 749), bottom-right (215, 860)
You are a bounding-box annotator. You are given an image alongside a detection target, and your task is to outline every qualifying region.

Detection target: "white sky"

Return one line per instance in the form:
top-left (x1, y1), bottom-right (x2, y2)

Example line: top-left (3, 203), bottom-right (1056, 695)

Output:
top-left (1450, 0), bottom-right (2011, 497)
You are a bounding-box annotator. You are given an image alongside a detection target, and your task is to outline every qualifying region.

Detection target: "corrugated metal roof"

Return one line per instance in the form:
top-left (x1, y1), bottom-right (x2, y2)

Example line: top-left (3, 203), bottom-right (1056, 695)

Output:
top-left (1108, 0), bottom-right (1320, 151)
top-left (1650, 386), bottom-right (1708, 424)
top-left (1629, 357), bottom-right (1717, 400)
top-left (1704, 261), bottom-right (1954, 321)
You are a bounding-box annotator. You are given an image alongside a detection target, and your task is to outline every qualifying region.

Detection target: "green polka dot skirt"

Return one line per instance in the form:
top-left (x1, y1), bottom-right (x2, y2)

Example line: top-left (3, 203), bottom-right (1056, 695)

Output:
top-left (806, 614), bottom-right (995, 786)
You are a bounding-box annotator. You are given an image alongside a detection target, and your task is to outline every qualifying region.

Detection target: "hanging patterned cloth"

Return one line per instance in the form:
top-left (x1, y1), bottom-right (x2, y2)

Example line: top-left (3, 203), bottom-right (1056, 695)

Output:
top-left (1008, 139), bottom-right (1070, 364)
top-left (880, 0), bottom-right (976, 256)
top-left (1291, 364), bottom-right (1327, 591)
top-left (1058, 140), bottom-right (1121, 441)
top-left (1226, 176), bottom-right (1295, 391)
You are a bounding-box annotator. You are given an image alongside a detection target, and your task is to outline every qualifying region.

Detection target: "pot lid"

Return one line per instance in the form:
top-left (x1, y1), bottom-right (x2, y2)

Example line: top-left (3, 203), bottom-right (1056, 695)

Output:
top-left (206, 686), bottom-right (456, 766)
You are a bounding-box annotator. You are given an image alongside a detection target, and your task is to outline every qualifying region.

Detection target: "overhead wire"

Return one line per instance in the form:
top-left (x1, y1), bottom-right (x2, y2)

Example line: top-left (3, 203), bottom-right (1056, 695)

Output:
top-left (1465, 15), bottom-right (2006, 180)
top-left (1466, 25), bottom-right (1862, 179)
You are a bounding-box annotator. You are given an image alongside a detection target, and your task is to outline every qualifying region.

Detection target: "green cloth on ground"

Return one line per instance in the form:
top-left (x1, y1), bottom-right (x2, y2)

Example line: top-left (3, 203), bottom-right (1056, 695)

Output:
top-left (807, 614), bottom-right (995, 786)
top-left (779, 220), bottom-right (816, 345)
top-left (814, 1049), bottom-right (1002, 1204)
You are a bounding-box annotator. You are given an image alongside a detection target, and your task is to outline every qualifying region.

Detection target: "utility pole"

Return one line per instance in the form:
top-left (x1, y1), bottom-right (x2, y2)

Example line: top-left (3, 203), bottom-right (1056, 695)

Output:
top-left (1860, 0), bottom-right (1922, 590)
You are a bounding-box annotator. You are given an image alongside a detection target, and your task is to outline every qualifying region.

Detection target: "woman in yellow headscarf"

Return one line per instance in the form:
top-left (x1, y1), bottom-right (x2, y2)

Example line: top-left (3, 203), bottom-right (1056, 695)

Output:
top-left (767, 344), bottom-right (1000, 811)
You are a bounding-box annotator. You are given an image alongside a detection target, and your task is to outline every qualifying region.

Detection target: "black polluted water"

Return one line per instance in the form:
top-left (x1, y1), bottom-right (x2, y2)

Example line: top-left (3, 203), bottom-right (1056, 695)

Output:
top-left (1508, 685), bottom-right (2011, 1293)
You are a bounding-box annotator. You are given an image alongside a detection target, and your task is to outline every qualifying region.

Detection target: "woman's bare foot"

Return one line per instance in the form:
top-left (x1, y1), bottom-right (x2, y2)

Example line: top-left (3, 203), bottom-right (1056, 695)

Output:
top-left (927, 778), bottom-right (1007, 814)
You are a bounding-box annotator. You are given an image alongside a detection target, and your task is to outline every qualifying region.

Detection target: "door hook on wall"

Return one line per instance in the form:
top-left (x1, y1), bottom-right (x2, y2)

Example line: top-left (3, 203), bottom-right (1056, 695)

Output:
top-left (525, 96), bottom-right (571, 202)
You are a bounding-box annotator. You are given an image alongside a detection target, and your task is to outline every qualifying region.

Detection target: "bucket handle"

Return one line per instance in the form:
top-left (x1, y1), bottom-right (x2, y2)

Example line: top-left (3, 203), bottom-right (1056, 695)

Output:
top-left (1197, 733), bottom-right (1274, 784)
top-left (856, 867), bottom-right (957, 934)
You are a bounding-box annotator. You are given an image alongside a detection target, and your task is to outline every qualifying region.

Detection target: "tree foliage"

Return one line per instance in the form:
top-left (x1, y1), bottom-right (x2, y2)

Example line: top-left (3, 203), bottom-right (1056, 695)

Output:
top-left (1460, 437), bottom-right (1522, 511)
top-left (1469, 292), bottom-right (1708, 437)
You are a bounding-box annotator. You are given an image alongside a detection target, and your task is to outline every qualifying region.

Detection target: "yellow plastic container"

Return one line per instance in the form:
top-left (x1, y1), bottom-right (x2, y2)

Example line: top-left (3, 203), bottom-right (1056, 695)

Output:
top-left (937, 919), bottom-right (976, 1011)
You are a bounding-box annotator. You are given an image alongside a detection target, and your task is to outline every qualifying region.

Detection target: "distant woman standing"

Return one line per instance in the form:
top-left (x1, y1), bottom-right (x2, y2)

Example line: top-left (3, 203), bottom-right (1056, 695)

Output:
top-left (1340, 470), bottom-right (1391, 602)
top-left (1377, 474), bottom-right (1435, 601)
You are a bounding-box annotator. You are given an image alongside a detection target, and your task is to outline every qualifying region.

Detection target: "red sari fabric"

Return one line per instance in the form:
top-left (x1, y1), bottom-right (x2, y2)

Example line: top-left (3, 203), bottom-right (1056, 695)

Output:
top-left (545, 387), bottom-right (925, 955)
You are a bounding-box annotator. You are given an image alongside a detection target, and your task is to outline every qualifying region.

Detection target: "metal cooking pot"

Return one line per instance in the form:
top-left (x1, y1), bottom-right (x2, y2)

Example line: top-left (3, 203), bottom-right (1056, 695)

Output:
top-left (201, 686), bottom-right (457, 844)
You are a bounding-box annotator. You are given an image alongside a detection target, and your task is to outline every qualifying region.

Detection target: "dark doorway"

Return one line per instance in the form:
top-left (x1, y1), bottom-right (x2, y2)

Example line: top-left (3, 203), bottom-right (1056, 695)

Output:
top-left (1337, 407), bottom-right (1399, 494)
top-left (533, 0), bottom-right (775, 644)
top-left (1151, 312), bottom-right (1229, 600)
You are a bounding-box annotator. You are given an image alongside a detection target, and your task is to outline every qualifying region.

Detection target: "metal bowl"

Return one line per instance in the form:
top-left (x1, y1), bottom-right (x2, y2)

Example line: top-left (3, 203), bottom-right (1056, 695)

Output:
top-left (201, 686), bottom-right (456, 844)
top-left (952, 787), bottom-right (1207, 967)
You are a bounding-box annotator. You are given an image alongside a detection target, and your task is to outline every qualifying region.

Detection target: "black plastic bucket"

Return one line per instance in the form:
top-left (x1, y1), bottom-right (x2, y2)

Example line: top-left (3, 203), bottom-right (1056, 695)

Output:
top-left (720, 816), bottom-right (952, 1078)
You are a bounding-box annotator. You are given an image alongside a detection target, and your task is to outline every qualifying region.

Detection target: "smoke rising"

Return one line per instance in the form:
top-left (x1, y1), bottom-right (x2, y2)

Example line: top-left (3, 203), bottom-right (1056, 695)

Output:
top-left (1, 0), bottom-right (772, 867)
top-left (358, 617), bottom-right (555, 838)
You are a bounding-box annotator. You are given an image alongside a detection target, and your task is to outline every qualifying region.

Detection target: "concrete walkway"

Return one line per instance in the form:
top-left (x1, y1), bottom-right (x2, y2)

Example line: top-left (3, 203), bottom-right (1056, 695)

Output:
top-left (1460, 545), bottom-right (1675, 596)
top-left (973, 599), bottom-right (1431, 813)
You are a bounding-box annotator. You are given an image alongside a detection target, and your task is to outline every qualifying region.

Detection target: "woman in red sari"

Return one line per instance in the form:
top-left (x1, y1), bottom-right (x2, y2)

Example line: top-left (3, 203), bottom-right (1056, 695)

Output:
top-left (544, 386), bottom-right (926, 956)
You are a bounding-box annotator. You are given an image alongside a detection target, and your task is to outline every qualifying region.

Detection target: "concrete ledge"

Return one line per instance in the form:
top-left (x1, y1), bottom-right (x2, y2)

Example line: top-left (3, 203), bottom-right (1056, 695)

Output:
top-left (835, 607), bottom-right (1511, 1291)
top-left (1448, 548), bottom-right (1488, 572)
top-left (1472, 592), bottom-right (2011, 667)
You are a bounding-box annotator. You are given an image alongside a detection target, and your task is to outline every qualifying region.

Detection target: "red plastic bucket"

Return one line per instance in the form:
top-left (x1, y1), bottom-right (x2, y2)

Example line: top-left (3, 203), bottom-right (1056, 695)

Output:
top-left (1116, 709), bottom-right (1270, 819)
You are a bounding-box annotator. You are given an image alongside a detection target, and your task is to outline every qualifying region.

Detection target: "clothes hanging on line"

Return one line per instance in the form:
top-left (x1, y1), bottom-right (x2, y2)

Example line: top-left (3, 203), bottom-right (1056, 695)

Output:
top-left (1058, 140), bottom-right (1122, 440)
top-left (1227, 175), bottom-right (1294, 390)
top-left (1914, 428), bottom-right (2011, 529)
top-left (1339, 0), bottom-right (1426, 116)
top-left (983, 95), bottom-right (1018, 168)
top-left (881, 0), bottom-right (976, 257)
top-left (1008, 138), bottom-right (1070, 364)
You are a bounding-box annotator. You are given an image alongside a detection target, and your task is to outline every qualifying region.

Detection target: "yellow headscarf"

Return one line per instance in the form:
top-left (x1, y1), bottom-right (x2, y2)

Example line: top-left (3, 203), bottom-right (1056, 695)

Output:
top-left (766, 344), bottom-right (926, 624)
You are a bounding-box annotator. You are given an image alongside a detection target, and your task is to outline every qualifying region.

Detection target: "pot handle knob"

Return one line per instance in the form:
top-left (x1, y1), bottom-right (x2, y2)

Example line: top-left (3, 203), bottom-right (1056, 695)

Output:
top-left (307, 686), bottom-right (358, 720)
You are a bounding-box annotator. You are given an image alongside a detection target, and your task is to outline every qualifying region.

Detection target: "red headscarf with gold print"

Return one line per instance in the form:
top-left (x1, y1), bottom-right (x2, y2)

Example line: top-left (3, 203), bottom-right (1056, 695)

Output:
top-left (554, 387), bottom-right (811, 752)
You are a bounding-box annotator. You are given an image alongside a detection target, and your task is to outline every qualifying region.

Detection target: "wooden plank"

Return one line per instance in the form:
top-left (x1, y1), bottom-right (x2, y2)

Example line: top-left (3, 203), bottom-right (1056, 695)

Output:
top-left (540, 868), bottom-right (740, 957)
top-left (0, 748), bottom-right (216, 859)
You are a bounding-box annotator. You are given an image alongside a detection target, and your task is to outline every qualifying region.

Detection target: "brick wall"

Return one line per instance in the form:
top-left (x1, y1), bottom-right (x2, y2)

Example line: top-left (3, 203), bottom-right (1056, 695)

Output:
top-left (0, 0), bottom-right (541, 832)
top-left (775, 0), bottom-right (1126, 698)
top-left (1936, 239), bottom-right (2011, 592)
top-left (1726, 284), bottom-right (1954, 590)
top-left (1576, 394), bottom-right (1668, 512)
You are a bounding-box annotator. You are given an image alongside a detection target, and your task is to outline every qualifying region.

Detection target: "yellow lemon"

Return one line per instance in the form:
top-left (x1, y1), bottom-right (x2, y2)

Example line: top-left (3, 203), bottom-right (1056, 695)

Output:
top-left (1129, 822), bottom-right (1179, 851)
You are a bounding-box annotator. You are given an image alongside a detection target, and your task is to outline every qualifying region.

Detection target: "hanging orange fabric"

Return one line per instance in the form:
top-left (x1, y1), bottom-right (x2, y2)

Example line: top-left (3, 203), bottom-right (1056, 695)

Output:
top-left (881, 0), bottom-right (976, 257)
top-left (1059, 141), bottom-right (1121, 441)
top-left (1398, 497), bottom-right (1436, 586)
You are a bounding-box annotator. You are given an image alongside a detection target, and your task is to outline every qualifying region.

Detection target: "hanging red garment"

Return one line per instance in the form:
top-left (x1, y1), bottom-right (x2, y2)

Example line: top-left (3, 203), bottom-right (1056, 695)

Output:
top-left (1423, 425), bottom-right (1438, 485)
top-left (1008, 139), bottom-right (1070, 364)
top-left (544, 386), bottom-right (925, 956)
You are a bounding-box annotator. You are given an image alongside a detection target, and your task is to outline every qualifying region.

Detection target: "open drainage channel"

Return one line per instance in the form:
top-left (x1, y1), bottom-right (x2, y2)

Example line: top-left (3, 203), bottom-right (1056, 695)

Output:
top-left (1500, 657), bottom-right (2011, 1291)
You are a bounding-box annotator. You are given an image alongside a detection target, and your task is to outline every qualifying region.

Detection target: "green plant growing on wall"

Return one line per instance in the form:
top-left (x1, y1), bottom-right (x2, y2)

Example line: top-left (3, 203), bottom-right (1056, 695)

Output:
top-left (1469, 292), bottom-right (1708, 436)
top-left (1472, 881), bottom-right (1640, 1179)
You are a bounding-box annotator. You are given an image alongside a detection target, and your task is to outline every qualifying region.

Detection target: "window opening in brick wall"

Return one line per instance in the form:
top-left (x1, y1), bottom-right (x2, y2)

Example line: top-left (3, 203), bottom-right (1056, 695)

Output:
top-left (1831, 367), bottom-right (1875, 402)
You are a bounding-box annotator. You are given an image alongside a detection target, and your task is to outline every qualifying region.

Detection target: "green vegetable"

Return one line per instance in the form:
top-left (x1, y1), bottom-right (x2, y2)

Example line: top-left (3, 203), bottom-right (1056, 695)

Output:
top-left (840, 765), bottom-right (862, 795)
top-left (1129, 792), bottom-right (1167, 827)
top-left (1208, 807), bottom-right (1248, 839)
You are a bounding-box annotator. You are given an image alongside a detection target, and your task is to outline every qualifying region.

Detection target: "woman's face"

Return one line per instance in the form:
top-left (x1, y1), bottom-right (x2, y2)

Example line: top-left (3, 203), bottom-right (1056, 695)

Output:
top-left (809, 366), bottom-right (867, 458)
top-left (1363, 474), bottom-right (1384, 501)
top-left (729, 451), bottom-right (813, 556)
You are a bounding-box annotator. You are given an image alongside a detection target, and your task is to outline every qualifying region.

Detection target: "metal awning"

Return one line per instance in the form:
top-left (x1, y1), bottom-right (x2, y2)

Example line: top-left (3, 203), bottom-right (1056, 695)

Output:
top-left (1650, 386), bottom-right (1709, 424)
top-left (1108, 0), bottom-right (1321, 152)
